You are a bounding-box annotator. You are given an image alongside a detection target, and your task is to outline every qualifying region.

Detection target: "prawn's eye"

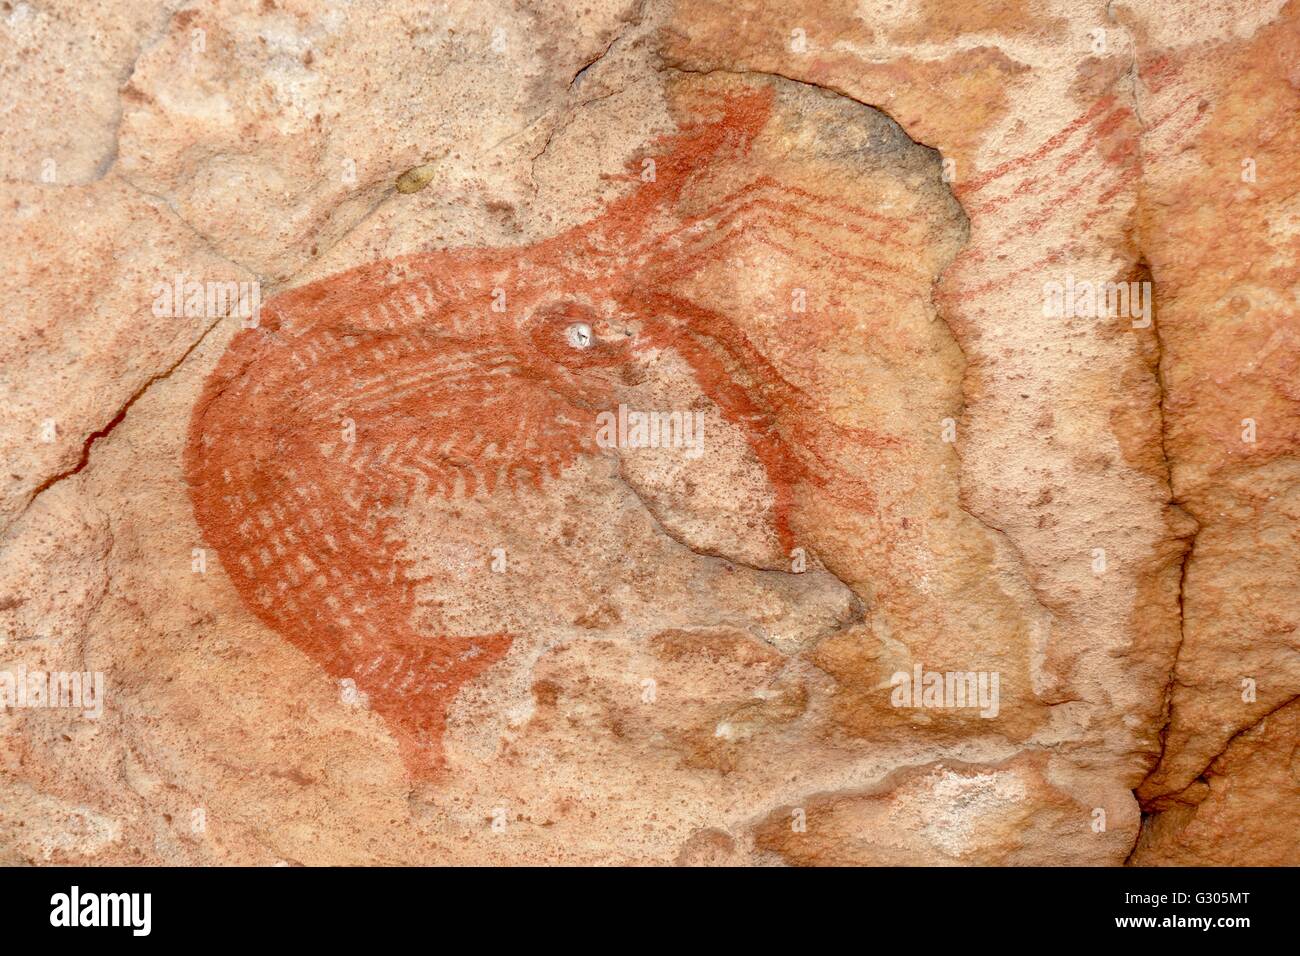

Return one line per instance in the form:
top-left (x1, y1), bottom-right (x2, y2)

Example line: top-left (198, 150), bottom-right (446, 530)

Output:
top-left (565, 322), bottom-right (594, 350)
top-left (525, 301), bottom-right (626, 370)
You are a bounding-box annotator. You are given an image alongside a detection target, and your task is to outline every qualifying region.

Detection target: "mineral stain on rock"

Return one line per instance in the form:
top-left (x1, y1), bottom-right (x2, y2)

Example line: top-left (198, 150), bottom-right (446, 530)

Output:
top-left (395, 162), bottom-right (440, 194)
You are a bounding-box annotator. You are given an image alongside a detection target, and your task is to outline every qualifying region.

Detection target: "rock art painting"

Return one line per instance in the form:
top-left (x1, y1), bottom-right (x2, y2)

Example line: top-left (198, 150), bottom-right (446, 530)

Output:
top-left (185, 83), bottom-right (816, 776)
top-left (1, 0), bottom-right (1297, 882)
top-left (187, 75), bottom-right (986, 780)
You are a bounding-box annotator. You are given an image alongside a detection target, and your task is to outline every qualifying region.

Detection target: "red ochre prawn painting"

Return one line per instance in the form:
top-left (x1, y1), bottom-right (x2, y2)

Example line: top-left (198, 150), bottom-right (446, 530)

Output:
top-left (185, 78), bottom-right (921, 778)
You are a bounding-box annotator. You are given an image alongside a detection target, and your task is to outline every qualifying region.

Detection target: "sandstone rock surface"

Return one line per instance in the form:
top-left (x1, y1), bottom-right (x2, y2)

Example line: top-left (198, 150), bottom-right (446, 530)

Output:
top-left (0, 0), bottom-right (1295, 866)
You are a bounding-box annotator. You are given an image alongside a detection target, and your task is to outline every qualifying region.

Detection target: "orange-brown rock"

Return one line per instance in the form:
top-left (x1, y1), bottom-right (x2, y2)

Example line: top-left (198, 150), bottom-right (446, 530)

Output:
top-left (0, 0), bottom-right (1294, 866)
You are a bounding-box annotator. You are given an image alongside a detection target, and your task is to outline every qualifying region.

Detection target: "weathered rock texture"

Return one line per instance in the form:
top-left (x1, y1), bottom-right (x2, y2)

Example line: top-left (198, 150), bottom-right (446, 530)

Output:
top-left (0, 0), bottom-right (1295, 865)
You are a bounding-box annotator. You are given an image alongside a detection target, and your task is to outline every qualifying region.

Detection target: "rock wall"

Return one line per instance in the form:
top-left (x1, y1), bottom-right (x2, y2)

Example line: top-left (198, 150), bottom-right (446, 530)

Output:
top-left (0, 0), bottom-right (1295, 865)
